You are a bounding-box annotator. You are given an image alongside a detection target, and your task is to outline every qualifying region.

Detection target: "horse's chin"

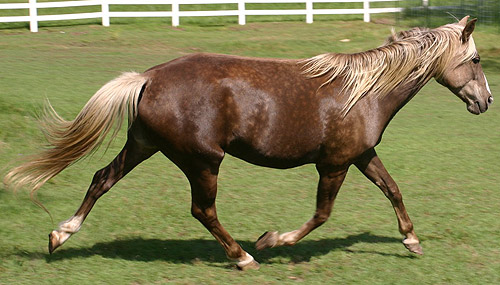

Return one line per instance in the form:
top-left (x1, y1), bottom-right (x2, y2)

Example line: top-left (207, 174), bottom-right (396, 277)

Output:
top-left (467, 101), bottom-right (482, 115)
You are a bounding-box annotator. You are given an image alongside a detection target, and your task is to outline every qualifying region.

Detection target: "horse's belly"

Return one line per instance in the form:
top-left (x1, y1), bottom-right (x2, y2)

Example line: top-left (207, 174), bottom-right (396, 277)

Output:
top-left (225, 139), bottom-right (320, 169)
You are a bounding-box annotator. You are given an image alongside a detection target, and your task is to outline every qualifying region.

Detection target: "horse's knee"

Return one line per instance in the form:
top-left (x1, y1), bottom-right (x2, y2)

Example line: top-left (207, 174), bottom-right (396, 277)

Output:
top-left (190, 205), bottom-right (204, 220)
top-left (377, 179), bottom-right (402, 202)
top-left (390, 190), bottom-right (402, 203)
top-left (191, 204), bottom-right (218, 227)
top-left (387, 183), bottom-right (402, 202)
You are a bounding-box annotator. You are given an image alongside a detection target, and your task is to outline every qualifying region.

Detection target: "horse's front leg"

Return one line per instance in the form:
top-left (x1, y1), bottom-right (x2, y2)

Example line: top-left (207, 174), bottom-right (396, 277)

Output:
top-left (256, 166), bottom-right (347, 250)
top-left (355, 148), bottom-right (423, 255)
top-left (184, 158), bottom-right (260, 270)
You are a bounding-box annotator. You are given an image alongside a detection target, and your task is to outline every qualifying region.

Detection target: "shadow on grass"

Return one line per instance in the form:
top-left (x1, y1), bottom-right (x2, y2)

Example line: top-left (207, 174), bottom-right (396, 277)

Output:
top-left (14, 232), bottom-right (416, 266)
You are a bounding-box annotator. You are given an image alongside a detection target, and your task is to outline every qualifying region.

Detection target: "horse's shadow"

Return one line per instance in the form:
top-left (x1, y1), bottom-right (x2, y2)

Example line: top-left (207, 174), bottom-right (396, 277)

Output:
top-left (19, 232), bottom-right (416, 265)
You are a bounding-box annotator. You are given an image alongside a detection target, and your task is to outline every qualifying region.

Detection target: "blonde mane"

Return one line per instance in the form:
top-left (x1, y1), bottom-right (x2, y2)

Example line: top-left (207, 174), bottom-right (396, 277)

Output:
top-left (302, 22), bottom-right (478, 114)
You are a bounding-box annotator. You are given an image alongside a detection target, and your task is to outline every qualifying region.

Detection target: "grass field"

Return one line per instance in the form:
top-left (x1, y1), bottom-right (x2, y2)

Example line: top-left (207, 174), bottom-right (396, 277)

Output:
top-left (1, 18), bottom-right (500, 284)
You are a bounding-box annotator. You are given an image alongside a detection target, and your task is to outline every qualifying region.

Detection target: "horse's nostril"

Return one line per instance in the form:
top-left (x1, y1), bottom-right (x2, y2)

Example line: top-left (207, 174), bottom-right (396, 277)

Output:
top-left (488, 96), bottom-right (494, 105)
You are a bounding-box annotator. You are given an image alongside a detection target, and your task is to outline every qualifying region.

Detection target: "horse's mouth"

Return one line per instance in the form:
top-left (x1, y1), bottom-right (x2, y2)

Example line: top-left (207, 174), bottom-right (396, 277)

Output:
top-left (467, 101), bottom-right (481, 115)
top-left (467, 100), bottom-right (489, 115)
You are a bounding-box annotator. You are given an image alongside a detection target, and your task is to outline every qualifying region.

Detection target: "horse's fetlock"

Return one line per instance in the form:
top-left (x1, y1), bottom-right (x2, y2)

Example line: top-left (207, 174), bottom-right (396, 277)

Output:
top-left (279, 230), bottom-right (300, 246)
top-left (236, 253), bottom-right (260, 270)
top-left (59, 216), bottom-right (83, 233)
top-left (400, 224), bottom-right (414, 236)
top-left (226, 244), bottom-right (244, 260)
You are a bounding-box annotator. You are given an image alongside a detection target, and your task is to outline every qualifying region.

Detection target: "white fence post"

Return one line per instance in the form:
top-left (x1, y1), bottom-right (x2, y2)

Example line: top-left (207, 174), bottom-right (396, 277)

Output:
top-left (363, 0), bottom-right (370, 22)
top-left (29, 0), bottom-right (38, 32)
top-left (102, 0), bottom-right (110, 27)
top-left (238, 0), bottom-right (245, 25)
top-left (172, 0), bottom-right (179, 27)
top-left (0, 0), bottom-right (403, 31)
top-left (306, 0), bottom-right (313, 24)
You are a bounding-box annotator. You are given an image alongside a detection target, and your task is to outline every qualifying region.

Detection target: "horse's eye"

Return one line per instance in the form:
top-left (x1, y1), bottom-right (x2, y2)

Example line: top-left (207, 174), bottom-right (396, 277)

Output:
top-left (472, 57), bottom-right (480, 64)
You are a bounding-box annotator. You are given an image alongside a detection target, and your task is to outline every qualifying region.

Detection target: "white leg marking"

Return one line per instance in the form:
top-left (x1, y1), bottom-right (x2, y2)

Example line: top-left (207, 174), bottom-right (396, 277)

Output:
top-left (484, 74), bottom-right (492, 95)
top-left (59, 215), bottom-right (84, 233)
top-left (237, 252), bottom-right (255, 268)
top-left (51, 230), bottom-right (73, 245)
top-left (403, 237), bottom-right (420, 245)
top-left (279, 230), bottom-right (300, 246)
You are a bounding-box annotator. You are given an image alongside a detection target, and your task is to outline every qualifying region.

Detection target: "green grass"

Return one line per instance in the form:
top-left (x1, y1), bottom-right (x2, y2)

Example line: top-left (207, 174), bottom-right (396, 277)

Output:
top-left (1, 19), bottom-right (500, 284)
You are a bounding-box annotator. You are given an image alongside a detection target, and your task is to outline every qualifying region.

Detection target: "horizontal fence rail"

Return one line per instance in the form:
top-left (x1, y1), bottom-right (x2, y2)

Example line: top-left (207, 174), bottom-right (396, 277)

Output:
top-left (0, 0), bottom-right (402, 32)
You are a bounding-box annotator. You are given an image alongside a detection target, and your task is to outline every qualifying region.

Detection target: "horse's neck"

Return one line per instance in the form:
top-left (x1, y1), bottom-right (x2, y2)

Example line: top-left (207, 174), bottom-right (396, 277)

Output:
top-left (365, 76), bottom-right (433, 133)
top-left (389, 78), bottom-right (430, 113)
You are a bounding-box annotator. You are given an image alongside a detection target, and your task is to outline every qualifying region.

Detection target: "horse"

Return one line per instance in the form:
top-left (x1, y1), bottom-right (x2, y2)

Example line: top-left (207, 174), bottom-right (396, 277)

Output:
top-left (4, 16), bottom-right (493, 270)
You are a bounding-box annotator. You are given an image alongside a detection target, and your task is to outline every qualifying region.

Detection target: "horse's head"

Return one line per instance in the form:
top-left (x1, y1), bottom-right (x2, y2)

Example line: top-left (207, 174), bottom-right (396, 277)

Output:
top-left (436, 16), bottom-right (493, 115)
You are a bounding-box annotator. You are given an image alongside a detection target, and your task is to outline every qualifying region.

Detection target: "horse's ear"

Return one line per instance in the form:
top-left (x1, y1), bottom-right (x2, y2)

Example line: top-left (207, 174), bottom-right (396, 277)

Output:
top-left (458, 15), bottom-right (470, 27)
top-left (461, 18), bottom-right (477, 43)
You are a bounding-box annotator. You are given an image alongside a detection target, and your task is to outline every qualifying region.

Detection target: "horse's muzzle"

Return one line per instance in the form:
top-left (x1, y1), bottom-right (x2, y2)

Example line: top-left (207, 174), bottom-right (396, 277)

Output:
top-left (468, 96), bottom-right (493, 115)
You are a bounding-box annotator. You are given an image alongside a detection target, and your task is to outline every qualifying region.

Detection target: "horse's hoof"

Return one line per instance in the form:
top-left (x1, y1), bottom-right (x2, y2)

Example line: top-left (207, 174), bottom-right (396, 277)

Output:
top-left (403, 241), bottom-right (423, 255)
top-left (256, 231), bottom-right (279, 250)
top-left (48, 230), bottom-right (71, 254)
top-left (237, 259), bottom-right (260, 271)
top-left (48, 231), bottom-right (60, 254)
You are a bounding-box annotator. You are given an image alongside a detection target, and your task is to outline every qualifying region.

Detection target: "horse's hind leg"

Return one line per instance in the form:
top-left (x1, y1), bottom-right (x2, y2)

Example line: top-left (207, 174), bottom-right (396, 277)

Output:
top-left (256, 165), bottom-right (347, 250)
top-left (49, 132), bottom-right (157, 253)
top-left (355, 148), bottom-right (423, 255)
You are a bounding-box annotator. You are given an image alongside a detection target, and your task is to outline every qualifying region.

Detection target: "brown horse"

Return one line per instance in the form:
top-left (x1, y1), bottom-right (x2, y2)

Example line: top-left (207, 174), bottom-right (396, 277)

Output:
top-left (4, 16), bottom-right (493, 269)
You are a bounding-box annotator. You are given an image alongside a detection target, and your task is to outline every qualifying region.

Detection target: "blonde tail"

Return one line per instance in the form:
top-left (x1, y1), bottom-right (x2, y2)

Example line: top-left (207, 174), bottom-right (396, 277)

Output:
top-left (4, 72), bottom-right (149, 196)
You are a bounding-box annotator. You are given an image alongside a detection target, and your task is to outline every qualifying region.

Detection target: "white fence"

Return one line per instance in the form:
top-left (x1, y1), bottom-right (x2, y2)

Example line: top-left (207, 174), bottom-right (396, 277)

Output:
top-left (0, 0), bottom-right (402, 32)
